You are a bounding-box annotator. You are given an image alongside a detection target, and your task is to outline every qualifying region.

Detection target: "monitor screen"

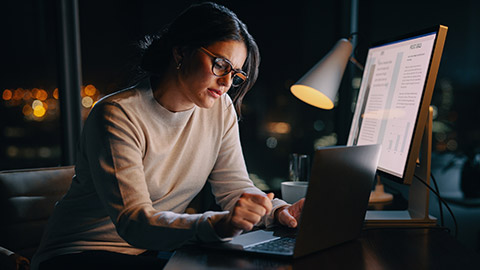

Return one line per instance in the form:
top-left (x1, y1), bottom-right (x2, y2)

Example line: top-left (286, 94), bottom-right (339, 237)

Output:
top-left (347, 26), bottom-right (447, 184)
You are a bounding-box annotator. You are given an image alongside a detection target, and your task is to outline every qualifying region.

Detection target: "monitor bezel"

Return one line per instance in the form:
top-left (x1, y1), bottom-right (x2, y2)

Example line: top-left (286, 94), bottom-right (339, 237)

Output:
top-left (349, 25), bottom-right (448, 185)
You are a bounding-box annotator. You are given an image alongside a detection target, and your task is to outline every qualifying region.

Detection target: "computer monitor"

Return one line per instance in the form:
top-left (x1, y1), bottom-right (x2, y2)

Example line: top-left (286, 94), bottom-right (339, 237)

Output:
top-left (347, 25), bottom-right (448, 226)
top-left (347, 25), bottom-right (447, 184)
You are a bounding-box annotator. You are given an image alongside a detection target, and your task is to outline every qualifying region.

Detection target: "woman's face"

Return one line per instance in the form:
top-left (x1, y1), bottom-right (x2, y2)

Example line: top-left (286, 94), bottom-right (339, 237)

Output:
top-left (176, 40), bottom-right (247, 110)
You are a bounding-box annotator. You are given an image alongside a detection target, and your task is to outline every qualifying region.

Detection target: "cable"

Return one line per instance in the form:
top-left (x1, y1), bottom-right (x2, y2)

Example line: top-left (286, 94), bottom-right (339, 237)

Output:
top-left (430, 172), bottom-right (444, 227)
top-left (414, 174), bottom-right (458, 238)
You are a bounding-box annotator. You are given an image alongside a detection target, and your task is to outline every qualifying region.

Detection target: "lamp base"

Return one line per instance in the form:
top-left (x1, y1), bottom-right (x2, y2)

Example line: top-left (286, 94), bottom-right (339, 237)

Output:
top-left (369, 183), bottom-right (393, 204)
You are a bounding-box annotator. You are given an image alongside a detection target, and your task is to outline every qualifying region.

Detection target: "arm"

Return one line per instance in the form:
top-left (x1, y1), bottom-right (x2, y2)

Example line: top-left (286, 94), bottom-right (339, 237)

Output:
top-left (207, 99), bottom-right (289, 235)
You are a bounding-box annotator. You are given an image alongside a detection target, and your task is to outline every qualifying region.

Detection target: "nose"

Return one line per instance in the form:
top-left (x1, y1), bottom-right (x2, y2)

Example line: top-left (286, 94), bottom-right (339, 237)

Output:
top-left (217, 72), bottom-right (233, 88)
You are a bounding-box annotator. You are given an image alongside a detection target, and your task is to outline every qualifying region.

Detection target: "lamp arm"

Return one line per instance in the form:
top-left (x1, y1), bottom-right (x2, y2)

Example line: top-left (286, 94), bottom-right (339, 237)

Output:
top-left (347, 32), bottom-right (364, 71)
top-left (349, 56), bottom-right (364, 71)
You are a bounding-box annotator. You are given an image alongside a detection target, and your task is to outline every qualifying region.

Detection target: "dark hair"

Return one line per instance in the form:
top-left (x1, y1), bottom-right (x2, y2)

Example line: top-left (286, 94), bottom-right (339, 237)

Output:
top-left (138, 2), bottom-right (260, 117)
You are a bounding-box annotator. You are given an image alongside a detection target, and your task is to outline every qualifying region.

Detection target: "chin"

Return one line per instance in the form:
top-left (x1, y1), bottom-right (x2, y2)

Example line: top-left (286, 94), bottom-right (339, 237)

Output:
top-left (201, 102), bottom-right (216, 109)
top-left (197, 98), bottom-right (218, 109)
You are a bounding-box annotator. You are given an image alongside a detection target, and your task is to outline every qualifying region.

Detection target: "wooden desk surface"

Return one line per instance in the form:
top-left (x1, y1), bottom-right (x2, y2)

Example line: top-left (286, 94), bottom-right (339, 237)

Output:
top-left (164, 228), bottom-right (480, 270)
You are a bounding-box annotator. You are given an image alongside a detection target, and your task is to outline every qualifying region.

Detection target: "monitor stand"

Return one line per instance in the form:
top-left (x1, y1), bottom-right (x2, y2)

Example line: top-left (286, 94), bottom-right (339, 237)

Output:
top-left (364, 107), bottom-right (437, 227)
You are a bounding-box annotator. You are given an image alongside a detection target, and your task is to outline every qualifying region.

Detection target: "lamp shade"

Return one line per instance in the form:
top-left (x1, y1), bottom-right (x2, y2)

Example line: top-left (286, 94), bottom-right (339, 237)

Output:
top-left (291, 38), bottom-right (353, 109)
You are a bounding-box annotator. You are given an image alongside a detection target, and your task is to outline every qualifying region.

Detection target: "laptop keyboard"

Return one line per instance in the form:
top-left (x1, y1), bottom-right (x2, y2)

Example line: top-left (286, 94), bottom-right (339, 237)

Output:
top-left (246, 237), bottom-right (296, 254)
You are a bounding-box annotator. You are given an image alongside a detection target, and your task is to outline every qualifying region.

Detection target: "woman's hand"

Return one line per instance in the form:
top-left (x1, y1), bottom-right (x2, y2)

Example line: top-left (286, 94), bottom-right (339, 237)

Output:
top-left (214, 192), bottom-right (274, 238)
top-left (275, 198), bottom-right (305, 228)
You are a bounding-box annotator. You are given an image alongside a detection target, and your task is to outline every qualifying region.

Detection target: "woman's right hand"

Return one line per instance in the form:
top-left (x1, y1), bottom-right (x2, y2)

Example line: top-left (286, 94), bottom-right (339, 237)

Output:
top-left (214, 192), bottom-right (274, 238)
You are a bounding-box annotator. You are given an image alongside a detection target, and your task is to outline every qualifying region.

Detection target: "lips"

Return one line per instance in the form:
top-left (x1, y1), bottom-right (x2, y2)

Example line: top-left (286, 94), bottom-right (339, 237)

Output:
top-left (208, 88), bottom-right (222, 98)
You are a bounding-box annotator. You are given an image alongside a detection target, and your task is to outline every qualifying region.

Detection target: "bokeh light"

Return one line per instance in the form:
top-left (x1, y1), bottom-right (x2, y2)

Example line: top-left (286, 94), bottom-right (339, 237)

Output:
top-left (3, 89), bottom-right (13, 100)
top-left (22, 104), bottom-right (33, 116)
top-left (266, 137), bottom-right (278, 149)
top-left (33, 104), bottom-right (46, 118)
top-left (36, 89), bottom-right (48, 101)
top-left (81, 96), bottom-right (94, 108)
top-left (84, 84), bottom-right (96, 96)
top-left (13, 88), bottom-right (24, 100)
top-left (3, 85), bottom-right (101, 122)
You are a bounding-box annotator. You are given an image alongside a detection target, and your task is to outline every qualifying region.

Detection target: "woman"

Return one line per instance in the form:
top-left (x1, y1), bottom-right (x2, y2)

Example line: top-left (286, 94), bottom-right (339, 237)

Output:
top-left (32, 2), bottom-right (303, 269)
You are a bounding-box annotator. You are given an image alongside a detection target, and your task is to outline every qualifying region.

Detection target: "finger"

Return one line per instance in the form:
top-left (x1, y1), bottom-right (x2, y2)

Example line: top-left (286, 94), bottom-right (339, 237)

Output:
top-left (231, 209), bottom-right (261, 231)
top-left (231, 216), bottom-right (255, 231)
top-left (279, 208), bottom-right (298, 228)
top-left (289, 198), bottom-right (305, 219)
top-left (237, 196), bottom-right (268, 216)
top-left (244, 193), bottom-right (273, 214)
top-left (234, 205), bottom-right (263, 225)
top-left (267, 192), bottom-right (274, 200)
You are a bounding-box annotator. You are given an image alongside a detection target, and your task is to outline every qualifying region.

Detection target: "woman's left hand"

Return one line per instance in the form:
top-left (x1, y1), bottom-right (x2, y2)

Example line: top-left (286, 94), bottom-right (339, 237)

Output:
top-left (275, 198), bottom-right (305, 228)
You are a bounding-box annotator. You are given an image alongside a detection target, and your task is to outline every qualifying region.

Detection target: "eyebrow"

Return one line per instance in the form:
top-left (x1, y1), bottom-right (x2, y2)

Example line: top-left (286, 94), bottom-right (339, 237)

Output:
top-left (226, 56), bottom-right (245, 72)
top-left (217, 54), bottom-right (240, 70)
top-left (203, 47), bottom-right (244, 71)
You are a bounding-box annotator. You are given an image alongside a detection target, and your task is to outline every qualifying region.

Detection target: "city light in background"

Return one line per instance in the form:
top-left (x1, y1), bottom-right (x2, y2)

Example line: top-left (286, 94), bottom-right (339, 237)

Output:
top-left (2, 84), bottom-right (101, 122)
top-left (1, 85), bottom-right (103, 165)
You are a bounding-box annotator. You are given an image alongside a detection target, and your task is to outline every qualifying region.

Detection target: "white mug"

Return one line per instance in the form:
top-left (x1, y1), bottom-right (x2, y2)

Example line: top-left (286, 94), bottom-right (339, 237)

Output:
top-left (281, 181), bottom-right (308, 204)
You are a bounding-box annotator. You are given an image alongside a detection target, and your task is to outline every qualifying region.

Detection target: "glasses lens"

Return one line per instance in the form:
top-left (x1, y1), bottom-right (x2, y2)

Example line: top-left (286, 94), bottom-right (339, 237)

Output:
top-left (211, 57), bottom-right (247, 87)
top-left (232, 74), bottom-right (246, 87)
top-left (213, 59), bottom-right (231, 76)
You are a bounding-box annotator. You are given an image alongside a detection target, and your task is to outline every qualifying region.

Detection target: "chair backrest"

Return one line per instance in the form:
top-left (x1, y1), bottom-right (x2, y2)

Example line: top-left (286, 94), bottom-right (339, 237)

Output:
top-left (0, 166), bottom-right (74, 259)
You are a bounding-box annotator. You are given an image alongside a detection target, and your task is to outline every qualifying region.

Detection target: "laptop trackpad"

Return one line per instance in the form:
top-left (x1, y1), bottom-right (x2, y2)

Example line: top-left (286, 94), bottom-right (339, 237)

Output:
top-left (230, 230), bottom-right (280, 247)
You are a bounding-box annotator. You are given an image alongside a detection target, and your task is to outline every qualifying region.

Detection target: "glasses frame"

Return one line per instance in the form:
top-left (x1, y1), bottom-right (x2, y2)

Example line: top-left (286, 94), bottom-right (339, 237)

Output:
top-left (199, 47), bottom-right (248, 87)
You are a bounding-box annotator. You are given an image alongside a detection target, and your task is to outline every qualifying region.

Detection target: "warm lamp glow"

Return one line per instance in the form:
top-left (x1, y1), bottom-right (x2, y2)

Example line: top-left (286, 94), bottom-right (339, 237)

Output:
top-left (290, 85), bottom-right (334, 109)
top-left (291, 38), bottom-right (353, 110)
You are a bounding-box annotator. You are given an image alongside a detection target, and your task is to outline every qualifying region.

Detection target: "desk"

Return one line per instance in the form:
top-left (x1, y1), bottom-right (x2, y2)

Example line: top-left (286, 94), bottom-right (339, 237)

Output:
top-left (164, 228), bottom-right (480, 270)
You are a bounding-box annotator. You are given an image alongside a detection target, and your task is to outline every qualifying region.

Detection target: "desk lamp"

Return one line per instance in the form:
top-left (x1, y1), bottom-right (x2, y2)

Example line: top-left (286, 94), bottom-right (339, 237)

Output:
top-left (290, 37), bottom-right (393, 204)
top-left (291, 38), bottom-right (353, 110)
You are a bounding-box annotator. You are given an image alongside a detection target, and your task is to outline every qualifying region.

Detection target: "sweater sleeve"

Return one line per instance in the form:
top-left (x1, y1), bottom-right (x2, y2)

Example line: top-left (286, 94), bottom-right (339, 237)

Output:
top-left (83, 102), bottom-right (229, 251)
top-left (207, 98), bottom-right (288, 228)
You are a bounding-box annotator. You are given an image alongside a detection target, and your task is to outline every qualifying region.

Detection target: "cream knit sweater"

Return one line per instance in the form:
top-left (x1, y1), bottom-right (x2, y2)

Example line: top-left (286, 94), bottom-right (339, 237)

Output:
top-left (32, 80), bottom-right (286, 269)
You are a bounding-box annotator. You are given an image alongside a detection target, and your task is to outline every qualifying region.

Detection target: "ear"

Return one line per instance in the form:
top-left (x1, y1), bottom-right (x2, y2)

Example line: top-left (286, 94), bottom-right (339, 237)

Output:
top-left (172, 47), bottom-right (183, 65)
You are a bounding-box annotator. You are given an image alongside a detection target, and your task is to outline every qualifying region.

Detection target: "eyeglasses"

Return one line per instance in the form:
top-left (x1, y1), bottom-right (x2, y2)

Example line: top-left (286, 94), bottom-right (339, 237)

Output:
top-left (199, 47), bottom-right (248, 87)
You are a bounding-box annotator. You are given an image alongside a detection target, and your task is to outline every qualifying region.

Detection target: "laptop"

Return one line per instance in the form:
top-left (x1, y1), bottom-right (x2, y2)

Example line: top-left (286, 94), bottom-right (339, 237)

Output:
top-left (205, 144), bottom-right (381, 258)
